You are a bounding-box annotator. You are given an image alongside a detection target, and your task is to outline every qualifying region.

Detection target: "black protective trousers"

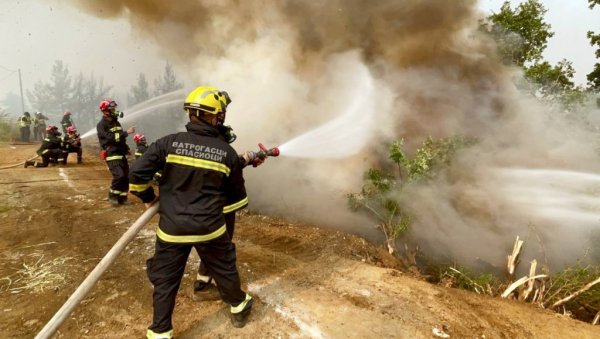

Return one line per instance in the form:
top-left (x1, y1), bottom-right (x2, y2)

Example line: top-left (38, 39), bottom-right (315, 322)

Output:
top-left (20, 127), bottom-right (30, 142)
top-left (106, 157), bottom-right (129, 202)
top-left (198, 213), bottom-right (236, 278)
top-left (146, 234), bottom-right (247, 333)
top-left (32, 152), bottom-right (59, 167)
top-left (65, 147), bottom-right (83, 163)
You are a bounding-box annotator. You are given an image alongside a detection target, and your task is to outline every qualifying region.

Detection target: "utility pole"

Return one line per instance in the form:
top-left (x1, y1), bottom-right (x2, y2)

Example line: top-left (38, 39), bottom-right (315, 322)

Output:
top-left (18, 69), bottom-right (25, 113)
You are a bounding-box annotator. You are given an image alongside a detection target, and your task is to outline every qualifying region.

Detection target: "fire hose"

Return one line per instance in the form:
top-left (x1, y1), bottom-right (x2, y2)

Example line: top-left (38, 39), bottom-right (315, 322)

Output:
top-left (0, 155), bottom-right (39, 170)
top-left (34, 143), bottom-right (279, 338)
top-left (35, 204), bottom-right (159, 339)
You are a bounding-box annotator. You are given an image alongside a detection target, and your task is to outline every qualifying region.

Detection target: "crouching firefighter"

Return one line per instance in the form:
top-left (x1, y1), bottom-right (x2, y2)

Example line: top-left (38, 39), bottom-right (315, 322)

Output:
top-left (25, 125), bottom-right (65, 168)
top-left (63, 126), bottom-right (83, 164)
top-left (129, 86), bottom-right (253, 338)
top-left (97, 99), bottom-right (135, 206)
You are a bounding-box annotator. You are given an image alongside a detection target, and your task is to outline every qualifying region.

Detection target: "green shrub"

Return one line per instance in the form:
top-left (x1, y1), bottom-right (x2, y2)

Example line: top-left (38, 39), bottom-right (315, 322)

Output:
top-left (347, 136), bottom-right (476, 253)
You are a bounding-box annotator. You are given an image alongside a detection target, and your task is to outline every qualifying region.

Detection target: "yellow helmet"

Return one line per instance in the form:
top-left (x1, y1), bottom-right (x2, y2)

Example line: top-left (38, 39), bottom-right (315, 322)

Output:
top-left (184, 86), bottom-right (224, 115)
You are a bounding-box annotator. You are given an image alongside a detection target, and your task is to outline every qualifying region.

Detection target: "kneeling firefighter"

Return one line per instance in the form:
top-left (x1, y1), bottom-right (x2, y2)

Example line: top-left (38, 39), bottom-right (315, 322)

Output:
top-left (129, 86), bottom-right (254, 338)
top-left (25, 125), bottom-right (65, 168)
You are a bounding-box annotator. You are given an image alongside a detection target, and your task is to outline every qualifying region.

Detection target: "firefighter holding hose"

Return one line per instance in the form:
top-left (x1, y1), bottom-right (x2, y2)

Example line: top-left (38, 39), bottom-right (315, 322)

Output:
top-left (129, 86), bottom-right (256, 338)
top-left (97, 99), bottom-right (135, 206)
top-left (193, 90), bottom-right (266, 300)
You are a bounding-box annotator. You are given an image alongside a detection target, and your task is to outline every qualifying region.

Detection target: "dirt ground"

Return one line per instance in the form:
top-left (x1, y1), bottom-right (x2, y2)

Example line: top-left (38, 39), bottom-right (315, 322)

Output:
top-left (0, 142), bottom-right (599, 339)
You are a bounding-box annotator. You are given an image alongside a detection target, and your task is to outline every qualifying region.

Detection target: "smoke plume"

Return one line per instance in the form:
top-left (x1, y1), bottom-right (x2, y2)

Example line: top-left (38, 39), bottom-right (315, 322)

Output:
top-left (66, 0), bottom-right (600, 270)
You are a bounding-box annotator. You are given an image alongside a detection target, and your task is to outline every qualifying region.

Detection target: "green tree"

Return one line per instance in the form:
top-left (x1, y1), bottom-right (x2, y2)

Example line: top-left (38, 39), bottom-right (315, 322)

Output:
top-left (484, 0), bottom-right (553, 66)
top-left (524, 59), bottom-right (585, 110)
top-left (483, 1), bottom-right (584, 110)
top-left (154, 62), bottom-right (183, 96)
top-left (70, 73), bottom-right (112, 131)
top-left (587, 0), bottom-right (600, 91)
top-left (128, 73), bottom-right (150, 106)
top-left (48, 60), bottom-right (73, 112)
top-left (27, 60), bottom-right (72, 114)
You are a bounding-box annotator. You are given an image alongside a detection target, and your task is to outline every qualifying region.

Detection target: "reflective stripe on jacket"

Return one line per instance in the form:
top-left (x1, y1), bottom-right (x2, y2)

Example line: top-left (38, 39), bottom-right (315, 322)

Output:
top-left (129, 121), bottom-right (248, 243)
top-left (96, 117), bottom-right (129, 156)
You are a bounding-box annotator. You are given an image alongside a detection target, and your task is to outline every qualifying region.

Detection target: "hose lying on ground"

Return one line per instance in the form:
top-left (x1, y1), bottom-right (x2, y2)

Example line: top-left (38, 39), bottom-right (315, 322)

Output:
top-left (0, 155), bottom-right (39, 170)
top-left (35, 203), bottom-right (160, 339)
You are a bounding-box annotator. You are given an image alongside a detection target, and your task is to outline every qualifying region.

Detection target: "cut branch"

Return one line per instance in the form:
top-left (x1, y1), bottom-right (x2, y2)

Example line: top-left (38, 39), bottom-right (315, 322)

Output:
top-left (502, 274), bottom-right (548, 298)
top-left (520, 260), bottom-right (537, 302)
top-left (551, 277), bottom-right (600, 309)
top-left (507, 236), bottom-right (524, 278)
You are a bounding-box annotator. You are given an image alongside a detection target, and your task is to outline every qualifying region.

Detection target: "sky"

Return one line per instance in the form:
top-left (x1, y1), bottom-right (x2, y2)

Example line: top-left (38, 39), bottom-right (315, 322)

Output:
top-left (0, 0), bottom-right (168, 113)
top-left (0, 0), bottom-right (598, 113)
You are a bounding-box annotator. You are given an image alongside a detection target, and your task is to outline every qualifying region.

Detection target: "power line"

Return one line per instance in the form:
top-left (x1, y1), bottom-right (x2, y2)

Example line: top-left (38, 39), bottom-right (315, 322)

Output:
top-left (0, 70), bottom-right (17, 83)
top-left (0, 64), bottom-right (18, 73)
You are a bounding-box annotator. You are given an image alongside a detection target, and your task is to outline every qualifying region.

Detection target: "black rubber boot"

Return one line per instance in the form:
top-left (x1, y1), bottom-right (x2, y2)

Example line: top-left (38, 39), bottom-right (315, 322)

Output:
top-left (231, 298), bottom-right (253, 328)
top-left (77, 157), bottom-right (82, 164)
top-left (24, 161), bottom-right (34, 168)
top-left (192, 280), bottom-right (221, 301)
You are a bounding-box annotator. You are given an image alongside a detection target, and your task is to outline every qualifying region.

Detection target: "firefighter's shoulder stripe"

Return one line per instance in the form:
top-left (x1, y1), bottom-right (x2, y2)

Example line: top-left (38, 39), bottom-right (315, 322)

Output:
top-left (223, 197), bottom-right (249, 214)
top-left (166, 154), bottom-right (230, 176)
top-left (156, 224), bottom-right (226, 243)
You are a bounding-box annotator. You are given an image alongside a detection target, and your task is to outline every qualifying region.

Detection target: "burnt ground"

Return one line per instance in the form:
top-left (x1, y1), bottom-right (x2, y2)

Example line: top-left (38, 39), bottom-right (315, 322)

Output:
top-left (0, 142), bottom-right (599, 338)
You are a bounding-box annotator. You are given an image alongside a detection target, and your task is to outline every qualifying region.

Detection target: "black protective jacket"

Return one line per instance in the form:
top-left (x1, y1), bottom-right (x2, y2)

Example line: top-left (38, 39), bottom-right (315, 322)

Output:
top-left (129, 122), bottom-right (248, 243)
top-left (37, 133), bottom-right (63, 156)
top-left (96, 117), bottom-right (129, 157)
top-left (134, 144), bottom-right (148, 158)
top-left (63, 132), bottom-right (81, 150)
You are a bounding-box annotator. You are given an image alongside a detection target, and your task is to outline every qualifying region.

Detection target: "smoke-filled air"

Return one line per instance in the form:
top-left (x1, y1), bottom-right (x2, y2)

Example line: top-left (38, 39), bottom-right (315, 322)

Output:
top-left (65, 0), bottom-right (600, 270)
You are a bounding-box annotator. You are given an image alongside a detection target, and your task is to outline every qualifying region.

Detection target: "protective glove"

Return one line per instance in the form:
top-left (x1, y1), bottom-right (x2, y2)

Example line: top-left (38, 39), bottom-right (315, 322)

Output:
top-left (241, 151), bottom-right (266, 168)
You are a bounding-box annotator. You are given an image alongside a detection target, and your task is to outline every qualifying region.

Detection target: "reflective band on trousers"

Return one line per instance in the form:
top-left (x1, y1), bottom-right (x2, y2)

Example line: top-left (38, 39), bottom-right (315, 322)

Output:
top-left (166, 154), bottom-right (230, 176)
top-left (106, 155), bottom-right (123, 161)
top-left (110, 189), bottom-right (128, 197)
top-left (156, 224), bottom-right (226, 243)
top-left (129, 182), bottom-right (151, 192)
top-left (231, 293), bottom-right (253, 314)
top-left (223, 197), bottom-right (248, 214)
top-left (146, 329), bottom-right (173, 339)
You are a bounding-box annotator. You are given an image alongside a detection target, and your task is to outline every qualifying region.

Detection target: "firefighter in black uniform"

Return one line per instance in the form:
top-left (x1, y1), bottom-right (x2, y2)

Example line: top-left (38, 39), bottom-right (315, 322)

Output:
top-left (97, 99), bottom-right (135, 206)
top-left (61, 111), bottom-right (74, 135)
top-left (133, 133), bottom-right (148, 159)
top-left (193, 92), bottom-right (266, 300)
top-left (24, 125), bottom-right (64, 168)
top-left (129, 86), bottom-right (254, 338)
top-left (63, 126), bottom-right (83, 164)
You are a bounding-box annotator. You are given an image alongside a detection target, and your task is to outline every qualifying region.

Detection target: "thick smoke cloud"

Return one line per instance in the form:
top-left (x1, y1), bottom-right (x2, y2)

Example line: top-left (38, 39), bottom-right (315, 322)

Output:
top-left (66, 0), bottom-right (600, 270)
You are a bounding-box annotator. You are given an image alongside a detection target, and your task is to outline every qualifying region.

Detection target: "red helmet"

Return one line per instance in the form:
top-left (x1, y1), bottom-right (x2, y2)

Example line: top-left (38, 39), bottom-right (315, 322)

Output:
top-left (99, 99), bottom-right (117, 112)
top-left (46, 124), bottom-right (58, 132)
top-left (67, 126), bottom-right (77, 133)
top-left (64, 111), bottom-right (72, 116)
top-left (133, 133), bottom-right (145, 143)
